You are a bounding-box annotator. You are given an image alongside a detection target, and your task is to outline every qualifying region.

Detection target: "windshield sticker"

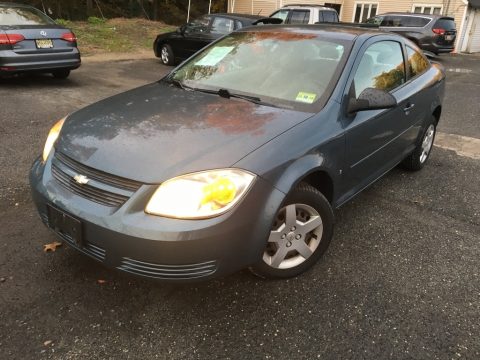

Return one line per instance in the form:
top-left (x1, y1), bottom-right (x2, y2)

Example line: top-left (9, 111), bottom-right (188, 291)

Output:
top-left (296, 92), bottom-right (317, 104)
top-left (195, 46), bottom-right (234, 66)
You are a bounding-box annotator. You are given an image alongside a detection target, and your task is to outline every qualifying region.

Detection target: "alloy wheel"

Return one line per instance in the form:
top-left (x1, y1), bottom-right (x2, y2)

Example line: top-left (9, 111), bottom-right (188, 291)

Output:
top-left (263, 203), bottom-right (323, 269)
top-left (161, 46), bottom-right (169, 64)
top-left (420, 124), bottom-right (435, 163)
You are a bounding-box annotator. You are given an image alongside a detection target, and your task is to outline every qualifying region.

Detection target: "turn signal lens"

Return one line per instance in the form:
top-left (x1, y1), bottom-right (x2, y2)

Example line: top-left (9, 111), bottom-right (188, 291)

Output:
top-left (42, 118), bottom-right (65, 162)
top-left (145, 169), bottom-right (255, 219)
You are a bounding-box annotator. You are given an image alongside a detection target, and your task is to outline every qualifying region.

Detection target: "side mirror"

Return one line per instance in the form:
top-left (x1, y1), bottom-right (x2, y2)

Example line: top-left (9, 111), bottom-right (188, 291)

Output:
top-left (348, 88), bottom-right (397, 114)
top-left (178, 24), bottom-right (186, 34)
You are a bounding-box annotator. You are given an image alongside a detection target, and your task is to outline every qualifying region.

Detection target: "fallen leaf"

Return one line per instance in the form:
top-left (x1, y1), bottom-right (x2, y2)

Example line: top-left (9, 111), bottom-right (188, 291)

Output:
top-left (97, 279), bottom-right (107, 284)
top-left (43, 340), bottom-right (52, 346)
top-left (43, 242), bottom-right (63, 252)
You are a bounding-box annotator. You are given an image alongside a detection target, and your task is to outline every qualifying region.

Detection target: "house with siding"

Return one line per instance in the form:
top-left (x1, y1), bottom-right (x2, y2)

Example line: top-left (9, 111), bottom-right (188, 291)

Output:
top-left (227, 0), bottom-right (480, 52)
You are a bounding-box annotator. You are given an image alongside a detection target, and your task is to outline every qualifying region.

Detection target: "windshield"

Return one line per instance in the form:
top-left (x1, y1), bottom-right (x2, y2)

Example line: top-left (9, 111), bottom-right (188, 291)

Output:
top-left (170, 30), bottom-right (351, 111)
top-left (0, 6), bottom-right (56, 26)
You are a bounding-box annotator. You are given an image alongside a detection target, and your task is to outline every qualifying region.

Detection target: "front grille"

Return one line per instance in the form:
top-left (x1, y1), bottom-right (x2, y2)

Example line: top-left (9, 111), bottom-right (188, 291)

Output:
top-left (55, 152), bottom-right (142, 191)
top-left (52, 152), bottom-right (141, 207)
top-left (118, 258), bottom-right (218, 280)
top-left (56, 231), bottom-right (106, 262)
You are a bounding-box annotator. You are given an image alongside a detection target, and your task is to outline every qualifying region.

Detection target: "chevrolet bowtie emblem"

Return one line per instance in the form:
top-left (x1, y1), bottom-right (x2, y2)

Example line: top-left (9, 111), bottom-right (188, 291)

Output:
top-left (73, 174), bottom-right (90, 185)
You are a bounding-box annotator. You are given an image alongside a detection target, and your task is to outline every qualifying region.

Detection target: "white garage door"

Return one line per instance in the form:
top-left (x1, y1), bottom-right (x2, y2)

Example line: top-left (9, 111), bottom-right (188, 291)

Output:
top-left (468, 9), bottom-right (480, 53)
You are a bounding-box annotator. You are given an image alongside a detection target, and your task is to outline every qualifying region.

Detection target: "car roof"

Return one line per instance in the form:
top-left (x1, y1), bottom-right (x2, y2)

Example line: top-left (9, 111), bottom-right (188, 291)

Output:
top-left (212, 13), bottom-right (264, 21)
top-left (237, 24), bottom-right (391, 41)
top-left (281, 4), bottom-right (336, 10)
top-left (378, 12), bottom-right (453, 20)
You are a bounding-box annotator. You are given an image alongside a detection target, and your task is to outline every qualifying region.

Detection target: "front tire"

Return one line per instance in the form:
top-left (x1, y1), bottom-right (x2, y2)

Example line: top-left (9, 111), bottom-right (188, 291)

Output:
top-left (159, 44), bottom-right (174, 66)
top-left (402, 116), bottom-right (436, 171)
top-left (250, 183), bottom-right (334, 279)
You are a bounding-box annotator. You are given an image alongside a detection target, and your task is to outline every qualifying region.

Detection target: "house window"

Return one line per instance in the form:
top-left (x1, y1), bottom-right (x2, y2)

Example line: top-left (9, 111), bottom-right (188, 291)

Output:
top-left (412, 4), bottom-right (442, 15)
top-left (353, 3), bottom-right (378, 23)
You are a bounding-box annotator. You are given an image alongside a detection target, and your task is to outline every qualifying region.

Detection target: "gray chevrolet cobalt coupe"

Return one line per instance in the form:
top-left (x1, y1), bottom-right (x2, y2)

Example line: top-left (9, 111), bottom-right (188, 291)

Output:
top-left (0, 3), bottom-right (80, 78)
top-left (30, 25), bottom-right (445, 281)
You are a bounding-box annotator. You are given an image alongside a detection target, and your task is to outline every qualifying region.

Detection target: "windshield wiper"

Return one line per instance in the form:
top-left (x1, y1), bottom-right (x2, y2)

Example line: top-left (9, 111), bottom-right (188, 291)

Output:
top-left (167, 78), bottom-right (193, 91)
top-left (192, 87), bottom-right (278, 107)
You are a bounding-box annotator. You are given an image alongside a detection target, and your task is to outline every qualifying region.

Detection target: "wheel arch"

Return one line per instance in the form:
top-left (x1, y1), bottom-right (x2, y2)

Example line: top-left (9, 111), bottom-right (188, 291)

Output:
top-left (432, 105), bottom-right (442, 125)
top-left (298, 170), bottom-right (334, 204)
top-left (273, 155), bottom-right (336, 205)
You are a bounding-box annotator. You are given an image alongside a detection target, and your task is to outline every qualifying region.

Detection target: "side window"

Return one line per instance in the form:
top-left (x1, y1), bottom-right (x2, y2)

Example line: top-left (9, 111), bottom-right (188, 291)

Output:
top-left (270, 9), bottom-right (289, 23)
top-left (211, 17), bottom-right (235, 35)
top-left (353, 41), bottom-right (406, 96)
top-left (318, 11), bottom-right (324, 22)
top-left (403, 16), bottom-right (430, 27)
top-left (406, 45), bottom-right (429, 78)
top-left (289, 10), bottom-right (310, 24)
top-left (235, 20), bottom-right (243, 30)
top-left (322, 11), bottom-right (337, 23)
top-left (187, 15), bottom-right (211, 34)
top-left (382, 16), bottom-right (403, 27)
top-left (366, 16), bottom-right (383, 25)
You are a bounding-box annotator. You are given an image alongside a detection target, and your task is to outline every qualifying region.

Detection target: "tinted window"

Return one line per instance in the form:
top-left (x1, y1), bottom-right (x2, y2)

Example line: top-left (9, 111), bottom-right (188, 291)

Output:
top-left (171, 31), bottom-right (350, 111)
top-left (0, 6), bottom-right (55, 25)
top-left (354, 41), bottom-right (406, 96)
top-left (322, 11), bottom-right (337, 23)
top-left (403, 16), bottom-right (430, 27)
top-left (406, 46), bottom-right (429, 78)
top-left (186, 15), bottom-right (211, 34)
top-left (211, 17), bottom-right (235, 34)
top-left (270, 9), bottom-right (289, 23)
top-left (434, 18), bottom-right (456, 30)
top-left (381, 16), bottom-right (404, 27)
top-left (289, 10), bottom-right (310, 24)
top-left (366, 16), bottom-right (383, 25)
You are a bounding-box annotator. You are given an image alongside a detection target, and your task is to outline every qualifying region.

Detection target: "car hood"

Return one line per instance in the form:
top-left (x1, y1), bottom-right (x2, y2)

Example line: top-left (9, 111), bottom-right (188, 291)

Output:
top-left (56, 82), bottom-right (313, 183)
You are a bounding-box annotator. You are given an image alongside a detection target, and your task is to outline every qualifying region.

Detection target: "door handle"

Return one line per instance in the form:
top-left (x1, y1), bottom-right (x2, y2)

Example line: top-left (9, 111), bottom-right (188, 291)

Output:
top-left (403, 103), bottom-right (415, 112)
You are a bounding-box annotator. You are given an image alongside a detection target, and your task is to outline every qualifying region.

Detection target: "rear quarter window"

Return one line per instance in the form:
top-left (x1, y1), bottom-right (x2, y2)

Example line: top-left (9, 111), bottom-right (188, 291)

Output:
top-left (321, 11), bottom-right (338, 23)
top-left (0, 6), bottom-right (55, 25)
top-left (434, 18), bottom-right (456, 30)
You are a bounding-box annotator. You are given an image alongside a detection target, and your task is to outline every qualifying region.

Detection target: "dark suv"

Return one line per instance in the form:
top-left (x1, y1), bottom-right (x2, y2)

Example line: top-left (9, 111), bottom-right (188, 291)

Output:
top-left (366, 13), bottom-right (456, 55)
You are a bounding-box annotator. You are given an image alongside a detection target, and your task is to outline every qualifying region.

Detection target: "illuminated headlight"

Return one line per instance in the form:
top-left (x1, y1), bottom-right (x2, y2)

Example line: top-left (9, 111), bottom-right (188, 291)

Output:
top-left (42, 117), bottom-right (65, 162)
top-left (145, 169), bottom-right (256, 219)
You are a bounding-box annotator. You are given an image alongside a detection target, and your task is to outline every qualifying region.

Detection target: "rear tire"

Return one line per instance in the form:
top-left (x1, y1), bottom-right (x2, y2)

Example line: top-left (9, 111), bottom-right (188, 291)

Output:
top-left (52, 70), bottom-right (70, 79)
top-left (159, 44), bottom-right (174, 66)
top-left (402, 115), bottom-right (436, 171)
top-left (250, 183), bottom-right (334, 279)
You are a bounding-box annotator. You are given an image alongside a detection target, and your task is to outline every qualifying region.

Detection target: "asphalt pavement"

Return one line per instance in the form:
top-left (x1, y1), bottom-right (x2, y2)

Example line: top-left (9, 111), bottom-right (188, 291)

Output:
top-left (0, 54), bottom-right (479, 360)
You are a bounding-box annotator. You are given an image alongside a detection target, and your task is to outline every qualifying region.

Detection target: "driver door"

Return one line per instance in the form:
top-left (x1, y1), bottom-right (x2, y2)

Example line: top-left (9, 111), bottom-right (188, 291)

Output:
top-left (340, 39), bottom-right (410, 200)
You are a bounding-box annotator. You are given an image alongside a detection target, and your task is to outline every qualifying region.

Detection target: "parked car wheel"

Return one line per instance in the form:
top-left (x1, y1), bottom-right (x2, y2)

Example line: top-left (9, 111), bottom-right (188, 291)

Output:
top-left (160, 44), bottom-right (174, 66)
top-left (402, 116), bottom-right (436, 171)
top-left (250, 183), bottom-right (334, 279)
top-left (52, 70), bottom-right (71, 79)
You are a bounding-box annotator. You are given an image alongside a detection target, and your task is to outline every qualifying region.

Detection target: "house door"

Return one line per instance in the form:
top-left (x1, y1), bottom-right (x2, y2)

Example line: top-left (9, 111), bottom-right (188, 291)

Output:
top-left (467, 9), bottom-right (480, 53)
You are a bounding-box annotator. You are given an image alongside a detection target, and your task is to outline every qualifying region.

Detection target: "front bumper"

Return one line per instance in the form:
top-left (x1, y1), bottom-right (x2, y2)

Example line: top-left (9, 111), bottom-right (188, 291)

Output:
top-left (30, 155), bottom-right (285, 282)
top-left (0, 48), bottom-right (81, 74)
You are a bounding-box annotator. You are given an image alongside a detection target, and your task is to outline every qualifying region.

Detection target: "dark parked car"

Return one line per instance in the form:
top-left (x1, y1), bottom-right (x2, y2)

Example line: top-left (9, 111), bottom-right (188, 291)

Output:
top-left (31, 25), bottom-right (445, 282)
top-left (365, 12), bottom-right (457, 55)
top-left (0, 2), bottom-right (80, 78)
top-left (153, 13), bottom-right (262, 65)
